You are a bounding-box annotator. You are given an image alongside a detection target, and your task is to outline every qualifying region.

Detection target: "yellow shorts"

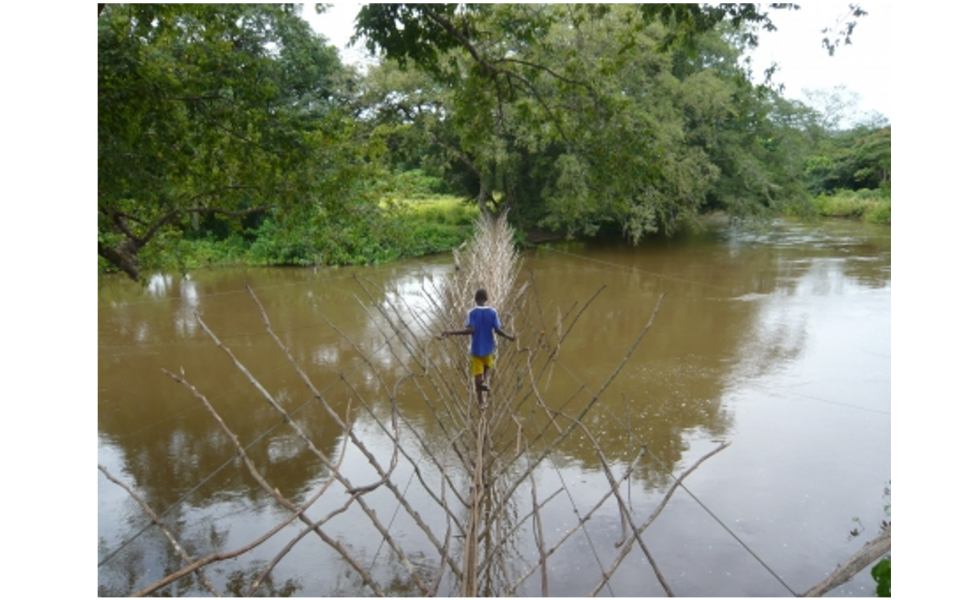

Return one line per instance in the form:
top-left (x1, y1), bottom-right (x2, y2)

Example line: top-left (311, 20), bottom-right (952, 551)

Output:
top-left (471, 354), bottom-right (494, 376)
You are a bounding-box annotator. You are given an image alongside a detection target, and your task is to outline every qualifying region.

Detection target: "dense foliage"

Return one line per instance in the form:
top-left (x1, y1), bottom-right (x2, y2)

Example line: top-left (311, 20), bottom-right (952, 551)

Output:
top-left (98, 3), bottom-right (890, 280)
top-left (356, 4), bottom-right (890, 238)
top-left (98, 4), bottom-right (374, 279)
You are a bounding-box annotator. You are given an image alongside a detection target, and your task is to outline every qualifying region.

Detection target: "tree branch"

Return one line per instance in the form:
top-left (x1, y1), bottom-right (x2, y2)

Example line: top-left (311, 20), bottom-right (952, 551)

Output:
top-left (491, 56), bottom-right (590, 88)
top-left (426, 130), bottom-right (482, 180)
top-left (98, 465), bottom-right (222, 597)
top-left (99, 190), bottom-right (273, 279)
top-left (637, 441), bottom-right (731, 532)
top-left (135, 199), bottom-right (272, 249)
top-left (421, 6), bottom-right (571, 144)
top-left (97, 240), bottom-right (140, 281)
top-left (801, 525), bottom-right (891, 597)
top-left (107, 210), bottom-right (148, 228)
top-left (421, 7), bottom-right (496, 74)
top-left (158, 367), bottom-right (386, 598)
top-left (100, 206), bottom-right (143, 245)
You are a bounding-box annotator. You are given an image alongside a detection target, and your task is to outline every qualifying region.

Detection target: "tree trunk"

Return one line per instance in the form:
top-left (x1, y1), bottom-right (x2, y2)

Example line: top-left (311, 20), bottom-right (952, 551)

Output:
top-left (476, 183), bottom-right (491, 217)
top-left (98, 241), bottom-right (141, 281)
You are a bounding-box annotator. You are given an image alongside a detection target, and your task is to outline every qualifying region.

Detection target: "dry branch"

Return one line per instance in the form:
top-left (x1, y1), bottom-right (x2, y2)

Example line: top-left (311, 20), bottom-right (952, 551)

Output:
top-left (494, 293), bottom-right (666, 519)
top-left (159, 369), bottom-right (388, 597)
top-left (638, 441), bottom-right (732, 533)
top-left (572, 423), bottom-right (674, 597)
top-left (801, 525), bottom-right (891, 597)
top-left (98, 465), bottom-right (221, 597)
top-left (530, 462), bottom-right (549, 597)
top-left (193, 312), bottom-right (432, 595)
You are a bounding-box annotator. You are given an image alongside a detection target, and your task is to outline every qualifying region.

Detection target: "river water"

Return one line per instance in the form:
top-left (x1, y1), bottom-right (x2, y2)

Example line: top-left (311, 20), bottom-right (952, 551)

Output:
top-left (97, 218), bottom-right (890, 596)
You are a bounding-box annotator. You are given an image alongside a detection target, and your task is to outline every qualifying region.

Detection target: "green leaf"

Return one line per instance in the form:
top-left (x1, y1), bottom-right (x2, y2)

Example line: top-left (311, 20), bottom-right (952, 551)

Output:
top-left (871, 557), bottom-right (891, 597)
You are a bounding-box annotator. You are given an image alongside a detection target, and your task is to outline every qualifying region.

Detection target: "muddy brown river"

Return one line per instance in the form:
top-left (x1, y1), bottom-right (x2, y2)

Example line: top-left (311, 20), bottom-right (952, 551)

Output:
top-left (98, 218), bottom-right (890, 596)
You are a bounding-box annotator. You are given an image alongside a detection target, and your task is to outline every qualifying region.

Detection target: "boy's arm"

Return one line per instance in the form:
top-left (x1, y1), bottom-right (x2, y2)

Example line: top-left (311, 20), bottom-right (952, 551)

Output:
top-left (494, 327), bottom-right (516, 342)
top-left (441, 326), bottom-right (474, 338)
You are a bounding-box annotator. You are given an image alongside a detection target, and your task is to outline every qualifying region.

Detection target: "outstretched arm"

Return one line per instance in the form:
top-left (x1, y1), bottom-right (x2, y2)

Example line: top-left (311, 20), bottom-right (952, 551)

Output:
top-left (441, 326), bottom-right (474, 339)
top-left (494, 327), bottom-right (516, 342)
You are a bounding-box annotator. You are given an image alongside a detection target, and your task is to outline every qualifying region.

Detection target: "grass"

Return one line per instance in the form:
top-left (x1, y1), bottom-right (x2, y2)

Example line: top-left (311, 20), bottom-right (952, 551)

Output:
top-left (176, 234), bottom-right (250, 269)
top-left (383, 195), bottom-right (480, 227)
top-left (384, 195), bottom-right (480, 258)
top-left (813, 188), bottom-right (891, 225)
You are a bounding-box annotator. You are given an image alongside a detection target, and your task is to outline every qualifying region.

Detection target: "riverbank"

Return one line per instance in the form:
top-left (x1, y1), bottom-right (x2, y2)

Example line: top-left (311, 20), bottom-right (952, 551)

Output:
top-left (97, 195), bottom-right (481, 276)
top-left (98, 191), bottom-right (890, 278)
top-left (810, 188), bottom-right (891, 224)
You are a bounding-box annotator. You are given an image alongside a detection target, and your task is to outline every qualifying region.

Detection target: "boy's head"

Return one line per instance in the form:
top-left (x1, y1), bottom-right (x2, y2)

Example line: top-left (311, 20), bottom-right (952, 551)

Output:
top-left (475, 288), bottom-right (488, 305)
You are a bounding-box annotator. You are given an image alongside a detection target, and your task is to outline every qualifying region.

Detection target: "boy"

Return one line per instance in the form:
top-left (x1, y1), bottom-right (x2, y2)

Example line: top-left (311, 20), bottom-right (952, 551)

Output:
top-left (441, 288), bottom-right (515, 405)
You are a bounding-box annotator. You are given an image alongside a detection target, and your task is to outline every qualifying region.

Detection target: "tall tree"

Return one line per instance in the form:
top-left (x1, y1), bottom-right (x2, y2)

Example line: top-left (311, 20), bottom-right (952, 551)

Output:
top-left (355, 4), bottom-right (822, 239)
top-left (98, 4), bottom-right (350, 280)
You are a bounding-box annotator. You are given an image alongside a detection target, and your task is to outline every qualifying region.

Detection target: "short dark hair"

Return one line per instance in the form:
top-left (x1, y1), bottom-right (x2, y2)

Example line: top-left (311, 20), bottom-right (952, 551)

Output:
top-left (475, 288), bottom-right (488, 303)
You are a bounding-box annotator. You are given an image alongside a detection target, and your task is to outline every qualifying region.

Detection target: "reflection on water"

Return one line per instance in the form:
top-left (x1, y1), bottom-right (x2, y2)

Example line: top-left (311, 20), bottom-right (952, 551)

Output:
top-left (98, 219), bottom-right (890, 596)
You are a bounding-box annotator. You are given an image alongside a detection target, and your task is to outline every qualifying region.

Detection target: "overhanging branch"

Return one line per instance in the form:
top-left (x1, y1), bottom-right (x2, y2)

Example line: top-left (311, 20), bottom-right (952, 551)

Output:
top-left (420, 6), bottom-right (573, 145)
top-left (139, 202), bottom-right (273, 247)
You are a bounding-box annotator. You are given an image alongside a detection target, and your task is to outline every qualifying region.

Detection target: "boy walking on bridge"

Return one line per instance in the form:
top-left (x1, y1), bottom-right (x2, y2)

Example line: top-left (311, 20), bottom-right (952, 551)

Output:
top-left (441, 288), bottom-right (515, 405)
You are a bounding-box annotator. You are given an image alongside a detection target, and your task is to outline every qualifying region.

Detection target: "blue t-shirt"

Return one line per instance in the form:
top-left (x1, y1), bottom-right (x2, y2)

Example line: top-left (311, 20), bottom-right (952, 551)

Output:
top-left (467, 306), bottom-right (501, 357)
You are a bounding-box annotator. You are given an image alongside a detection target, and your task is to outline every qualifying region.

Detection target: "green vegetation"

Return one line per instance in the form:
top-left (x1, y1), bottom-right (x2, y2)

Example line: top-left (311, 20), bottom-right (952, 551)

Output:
top-left (357, 4), bottom-right (889, 237)
top-left (797, 108), bottom-right (891, 224)
top-left (872, 557), bottom-right (891, 597)
top-left (812, 189), bottom-right (891, 224)
top-left (850, 483), bottom-right (891, 597)
top-left (98, 4), bottom-right (364, 279)
top-left (873, 482), bottom-right (891, 597)
top-left (390, 196), bottom-right (480, 227)
top-left (99, 4), bottom-right (888, 280)
top-left (146, 195), bottom-right (476, 273)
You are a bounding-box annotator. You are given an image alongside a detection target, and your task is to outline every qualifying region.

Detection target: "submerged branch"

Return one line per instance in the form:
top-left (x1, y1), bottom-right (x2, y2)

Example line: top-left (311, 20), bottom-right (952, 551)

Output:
top-left (801, 525), bottom-right (891, 597)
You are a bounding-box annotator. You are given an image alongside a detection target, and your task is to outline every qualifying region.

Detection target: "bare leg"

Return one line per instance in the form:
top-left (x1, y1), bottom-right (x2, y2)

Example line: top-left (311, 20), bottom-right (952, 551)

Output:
top-left (480, 367), bottom-right (493, 409)
top-left (475, 374), bottom-right (485, 405)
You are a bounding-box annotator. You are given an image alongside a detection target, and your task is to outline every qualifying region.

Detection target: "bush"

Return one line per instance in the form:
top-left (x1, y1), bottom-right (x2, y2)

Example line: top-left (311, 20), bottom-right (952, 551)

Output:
top-left (405, 197), bottom-right (479, 226)
top-left (245, 199), bottom-right (476, 267)
top-left (102, 193), bottom-right (481, 276)
top-left (813, 188), bottom-right (891, 224)
top-left (177, 234), bottom-right (250, 269)
top-left (864, 199), bottom-right (891, 225)
top-left (393, 169), bottom-right (452, 198)
top-left (398, 222), bottom-right (471, 256)
top-left (247, 218), bottom-right (323, 266)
